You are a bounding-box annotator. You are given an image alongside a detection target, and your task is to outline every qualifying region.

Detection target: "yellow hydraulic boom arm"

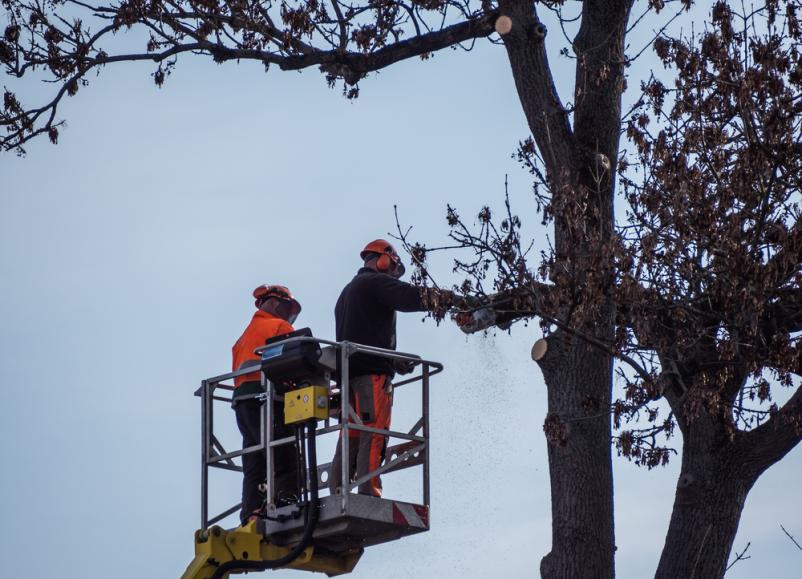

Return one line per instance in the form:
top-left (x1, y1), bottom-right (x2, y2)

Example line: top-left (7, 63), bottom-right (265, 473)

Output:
top-left (182, 520), bottom-right (361, 579)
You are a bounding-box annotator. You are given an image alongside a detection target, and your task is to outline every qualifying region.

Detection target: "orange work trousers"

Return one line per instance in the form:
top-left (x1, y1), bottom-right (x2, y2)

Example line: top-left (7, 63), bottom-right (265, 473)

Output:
top-left (330, 374), bottom-right (392, 497)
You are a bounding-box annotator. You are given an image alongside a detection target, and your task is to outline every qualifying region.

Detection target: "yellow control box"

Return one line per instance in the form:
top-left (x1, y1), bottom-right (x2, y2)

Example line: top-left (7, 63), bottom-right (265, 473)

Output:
top-left (284, 385), bottom-right (329, 425)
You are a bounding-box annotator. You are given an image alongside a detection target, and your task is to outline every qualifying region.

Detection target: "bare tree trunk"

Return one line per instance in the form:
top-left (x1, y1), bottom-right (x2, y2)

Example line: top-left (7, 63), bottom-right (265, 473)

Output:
top-left (538, 335), bottom-right (615, 579)
top-left (495, 2), bottom-right (632, 577)
top-left (654, 441), bottom-right (754, 579)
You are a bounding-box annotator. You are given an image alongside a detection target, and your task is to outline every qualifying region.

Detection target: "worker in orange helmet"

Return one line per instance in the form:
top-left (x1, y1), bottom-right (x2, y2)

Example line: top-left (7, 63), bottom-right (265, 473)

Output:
top-left (232, 284), bottom-right (302, 524)
top-left (330, 239), bottom-right (454, 497)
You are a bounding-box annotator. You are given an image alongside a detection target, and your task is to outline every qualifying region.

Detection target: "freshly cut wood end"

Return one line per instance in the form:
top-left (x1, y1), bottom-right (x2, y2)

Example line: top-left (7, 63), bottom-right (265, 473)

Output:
top-left (531, 338), bottom-right (548, 361)
top-left (495, 15), bottom-right (513, 36)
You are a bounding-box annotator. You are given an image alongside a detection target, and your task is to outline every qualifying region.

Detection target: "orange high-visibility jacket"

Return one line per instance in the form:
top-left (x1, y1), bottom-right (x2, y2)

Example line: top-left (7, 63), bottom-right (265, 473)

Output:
top-left (232, 310), bottom-right (294, 388)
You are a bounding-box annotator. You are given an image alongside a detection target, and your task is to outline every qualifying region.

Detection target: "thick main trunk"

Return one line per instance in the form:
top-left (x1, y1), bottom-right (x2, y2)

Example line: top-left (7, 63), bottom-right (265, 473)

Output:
top-left (654, 441), bottom-right (754, 579)
top-left (538, 333), bottom-right (615, 579)
top-left (495, 3), bottom-right (631, 577)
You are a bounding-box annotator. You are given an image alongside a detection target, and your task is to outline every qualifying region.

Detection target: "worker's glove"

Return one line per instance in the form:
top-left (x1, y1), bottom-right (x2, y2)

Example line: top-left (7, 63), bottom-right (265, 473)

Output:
top-left (424, 288), bottom-right (457, 310)
top-left (393, 357), bottom-right (420, 375)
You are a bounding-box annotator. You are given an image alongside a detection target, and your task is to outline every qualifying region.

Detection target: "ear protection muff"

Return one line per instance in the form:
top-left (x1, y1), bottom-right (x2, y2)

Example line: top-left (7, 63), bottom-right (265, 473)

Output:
top-left (361, 239), bottom-right (405, 276)
top-left (376, 253), bottom-right (393, 272)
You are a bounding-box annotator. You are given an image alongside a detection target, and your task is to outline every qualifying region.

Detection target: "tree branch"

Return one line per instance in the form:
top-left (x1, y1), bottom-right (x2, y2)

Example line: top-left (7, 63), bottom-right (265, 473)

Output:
top-left (781, 524), bottom-right (802, 552)
top-left (1, 5), bottom-right (499, 152)
top-left (725, 541), bottom-right (752, 571)
top-left (742, 382), bottom-right (802, 476)
top-left (496, 1), bottom-right (576, 185)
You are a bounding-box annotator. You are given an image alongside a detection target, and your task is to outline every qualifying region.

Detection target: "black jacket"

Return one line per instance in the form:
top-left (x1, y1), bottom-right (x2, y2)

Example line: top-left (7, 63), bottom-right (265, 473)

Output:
top-left (335, 268), bottom-right (425, 377)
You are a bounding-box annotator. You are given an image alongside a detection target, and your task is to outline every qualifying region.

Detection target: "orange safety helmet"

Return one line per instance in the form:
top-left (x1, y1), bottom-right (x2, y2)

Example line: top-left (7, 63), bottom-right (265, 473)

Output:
top-left (252, 284), bottom-right (302, 320)
top-left (360, 239), bottom-right (405, 276)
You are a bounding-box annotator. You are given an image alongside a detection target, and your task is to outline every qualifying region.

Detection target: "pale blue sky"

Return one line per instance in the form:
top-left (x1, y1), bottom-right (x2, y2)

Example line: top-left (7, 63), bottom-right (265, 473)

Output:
top-left (1, 4), bottom-right (800, 578)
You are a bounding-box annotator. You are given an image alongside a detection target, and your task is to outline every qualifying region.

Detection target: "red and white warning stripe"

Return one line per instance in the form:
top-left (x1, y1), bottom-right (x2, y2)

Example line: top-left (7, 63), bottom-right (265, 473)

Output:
top-left (392, 502), bottom-right (429, 529)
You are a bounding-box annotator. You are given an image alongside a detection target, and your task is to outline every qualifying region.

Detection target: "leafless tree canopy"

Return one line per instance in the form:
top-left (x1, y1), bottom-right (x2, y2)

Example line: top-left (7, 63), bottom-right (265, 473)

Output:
top-left (1, 0), bottom-right (497, 151)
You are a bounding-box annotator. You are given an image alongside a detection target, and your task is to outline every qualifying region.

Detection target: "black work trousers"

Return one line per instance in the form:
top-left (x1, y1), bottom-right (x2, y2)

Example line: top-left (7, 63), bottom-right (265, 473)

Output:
top-left (234, 397), bottom-right (299, 524)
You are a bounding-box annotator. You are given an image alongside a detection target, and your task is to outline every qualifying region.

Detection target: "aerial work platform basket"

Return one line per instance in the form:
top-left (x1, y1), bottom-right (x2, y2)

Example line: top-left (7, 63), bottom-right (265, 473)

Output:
top-left (183, 334), bottom-right (442, 578)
